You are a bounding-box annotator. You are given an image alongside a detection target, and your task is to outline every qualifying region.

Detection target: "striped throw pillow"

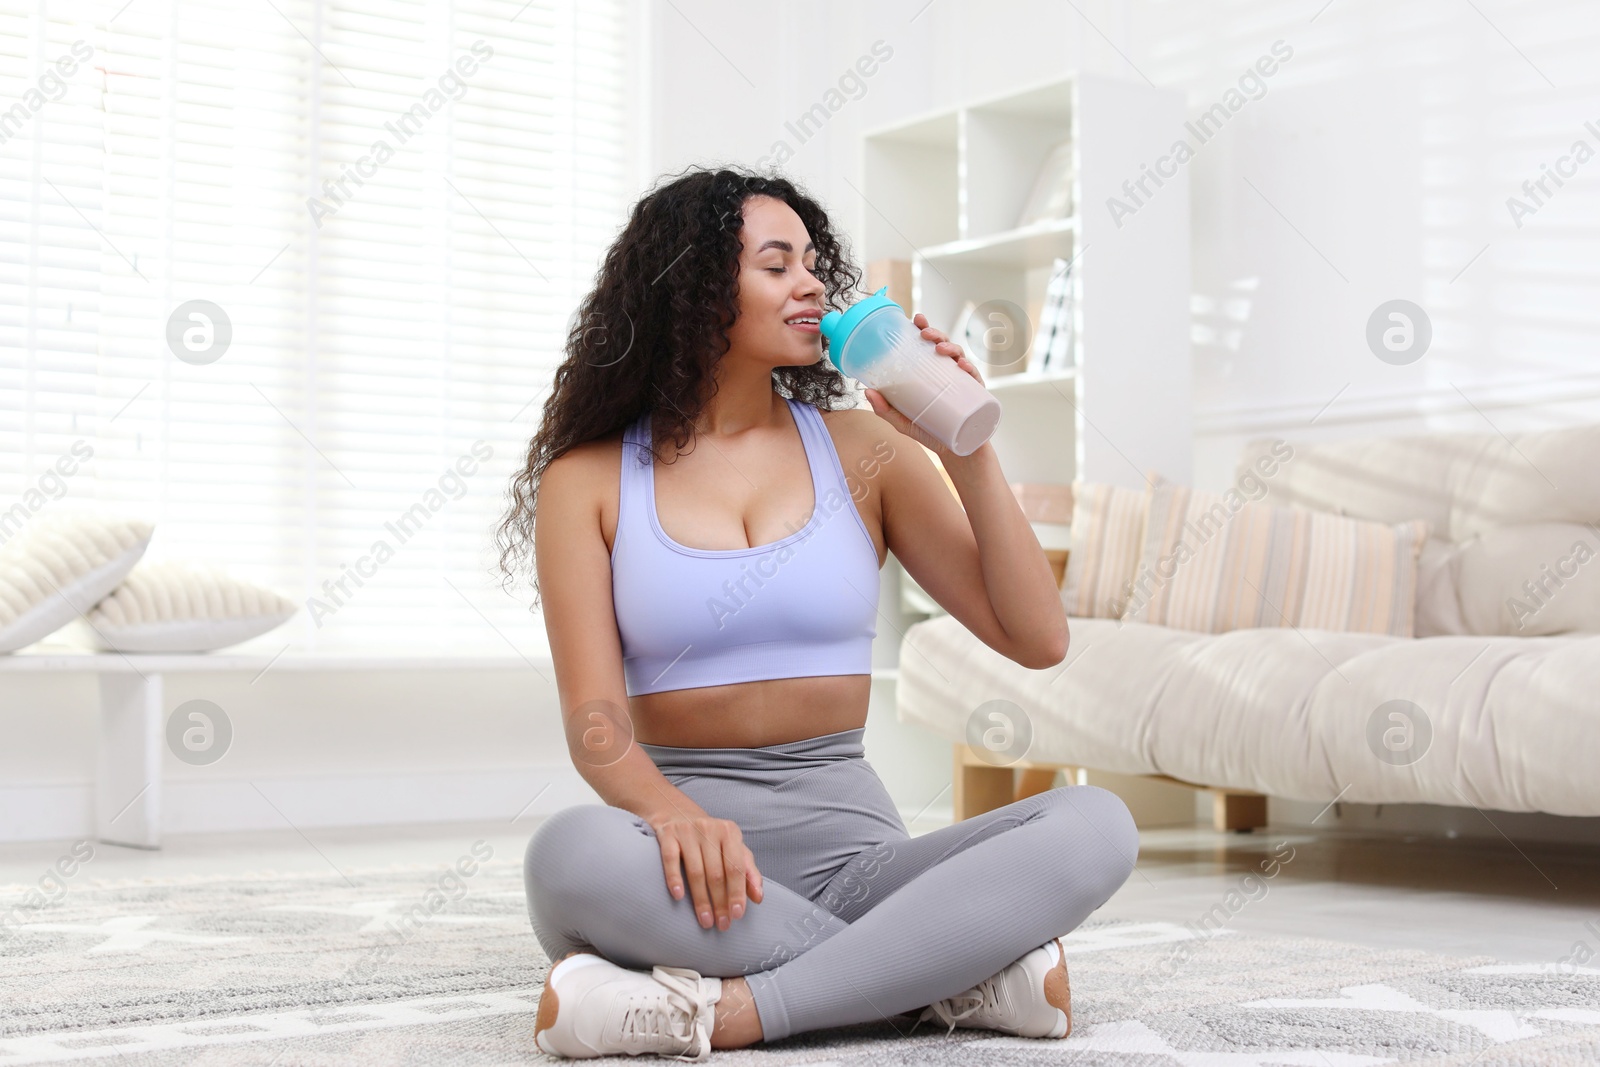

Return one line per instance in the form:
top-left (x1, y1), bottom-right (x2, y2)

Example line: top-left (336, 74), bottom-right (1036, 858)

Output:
top-left (1060, 481), bottom-right (1150, 618)
top-left (1121, 484), bottom-right (1430, 636)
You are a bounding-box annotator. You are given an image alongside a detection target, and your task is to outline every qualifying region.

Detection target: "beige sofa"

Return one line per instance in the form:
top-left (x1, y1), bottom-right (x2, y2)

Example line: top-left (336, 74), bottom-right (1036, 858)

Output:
top-left (896, 424), bottom-right (1600, 829)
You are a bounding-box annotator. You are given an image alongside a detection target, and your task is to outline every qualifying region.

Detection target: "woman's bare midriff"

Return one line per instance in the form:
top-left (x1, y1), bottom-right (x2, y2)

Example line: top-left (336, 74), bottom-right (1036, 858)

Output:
top-left (630, 673), bottom-right (872, 749)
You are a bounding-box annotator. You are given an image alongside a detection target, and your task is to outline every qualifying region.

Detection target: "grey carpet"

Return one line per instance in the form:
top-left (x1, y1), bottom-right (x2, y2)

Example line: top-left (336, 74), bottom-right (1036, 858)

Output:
top-left (3, 855), bottom-right (1598, 1064)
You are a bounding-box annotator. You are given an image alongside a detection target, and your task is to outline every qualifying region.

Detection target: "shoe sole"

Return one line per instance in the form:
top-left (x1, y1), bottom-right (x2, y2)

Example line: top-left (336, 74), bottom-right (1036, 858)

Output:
top-left (1041, 938), bottom-right (1072, 1039)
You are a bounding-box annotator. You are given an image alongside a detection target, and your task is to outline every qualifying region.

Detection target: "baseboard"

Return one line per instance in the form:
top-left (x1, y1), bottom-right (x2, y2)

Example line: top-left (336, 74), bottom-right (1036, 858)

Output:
top-left (0, 766), bottom-right (602, 844)
top-left (2, 774), bottom-right (966, 846)
top-left (0, 783), bottom-right (88, 844)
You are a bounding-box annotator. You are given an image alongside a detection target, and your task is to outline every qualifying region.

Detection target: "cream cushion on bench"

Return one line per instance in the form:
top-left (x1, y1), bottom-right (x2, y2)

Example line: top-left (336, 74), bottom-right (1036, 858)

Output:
top-left (0, 514), bottom-right (153, 653)
top-left (63, 560), bottom-right (299, 653)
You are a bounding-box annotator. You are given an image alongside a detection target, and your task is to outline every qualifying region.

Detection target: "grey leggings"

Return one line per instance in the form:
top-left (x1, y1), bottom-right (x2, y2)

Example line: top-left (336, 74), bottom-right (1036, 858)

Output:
top-left (523, 726), bottom-right (1138, 1044)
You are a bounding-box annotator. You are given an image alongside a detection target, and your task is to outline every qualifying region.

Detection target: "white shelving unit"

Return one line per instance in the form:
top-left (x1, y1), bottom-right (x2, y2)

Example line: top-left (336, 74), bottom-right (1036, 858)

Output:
top-left (858, 71), bottom-right (1193, 647)
top-left (861, 72), bottom-right (1192, 491)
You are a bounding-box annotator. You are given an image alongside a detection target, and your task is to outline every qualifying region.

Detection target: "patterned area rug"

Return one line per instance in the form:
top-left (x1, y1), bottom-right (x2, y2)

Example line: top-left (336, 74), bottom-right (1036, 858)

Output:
top-left (3, 854), bottom-right (1599, 1065)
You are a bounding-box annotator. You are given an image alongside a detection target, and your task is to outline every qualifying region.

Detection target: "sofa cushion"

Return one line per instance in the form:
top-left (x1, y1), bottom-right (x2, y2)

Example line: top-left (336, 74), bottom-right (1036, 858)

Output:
top-left (1236, 433), bottom-right (1465, 534)
top-left (897, 613), bottom-right (1600, 816)
top-left (1413, 536), bottom-right (1468, 637)
top-left (1060, 481), bottom-right (1148, 619)
top-left (1121, 483), bottom-right (1429, 636)
top-left (1454, 522), bottom-right (1600, 636)
top-left (1452, 426), bottom-right (1600, 541)
top-left (1237, 423), bottom-right (1600, 543)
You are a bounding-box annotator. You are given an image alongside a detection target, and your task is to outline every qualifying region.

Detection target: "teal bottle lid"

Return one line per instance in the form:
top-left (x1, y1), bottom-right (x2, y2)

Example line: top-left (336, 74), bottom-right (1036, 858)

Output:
top-left (819, 286), bottom-right (903, 372)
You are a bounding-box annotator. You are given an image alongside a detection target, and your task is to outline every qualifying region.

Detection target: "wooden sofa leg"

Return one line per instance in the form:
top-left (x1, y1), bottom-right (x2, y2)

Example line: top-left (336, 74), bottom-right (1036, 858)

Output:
top-left (952, 744), bottom-right (1015, 821)
top-left (1212, 790), bottom-right (1267, 833)
top-left (1014, 768), bottom-right (1060, 802)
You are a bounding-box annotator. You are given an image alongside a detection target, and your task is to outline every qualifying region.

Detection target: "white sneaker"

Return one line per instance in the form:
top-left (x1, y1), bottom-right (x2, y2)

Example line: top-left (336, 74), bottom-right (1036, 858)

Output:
top-left (534, 951), bottom-right (724, 1060)
top-left (911, 937), bottom-right (1072, 1039)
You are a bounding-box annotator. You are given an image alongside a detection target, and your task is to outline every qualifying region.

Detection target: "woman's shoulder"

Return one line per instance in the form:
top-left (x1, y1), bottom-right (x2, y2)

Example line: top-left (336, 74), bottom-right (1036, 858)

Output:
top-left (543, 427), bottom-right (630, 497)
top-left (810, 401), bottom-right (875, 429)
top-left (814, 403), bottom-right (897, 454)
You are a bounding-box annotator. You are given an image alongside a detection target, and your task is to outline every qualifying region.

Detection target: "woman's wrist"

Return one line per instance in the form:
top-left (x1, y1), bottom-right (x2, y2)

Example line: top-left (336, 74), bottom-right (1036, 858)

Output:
top-left (642, 781), bottom-right (710, 827)
top-left (938, 440), bottom-right (1000, 485)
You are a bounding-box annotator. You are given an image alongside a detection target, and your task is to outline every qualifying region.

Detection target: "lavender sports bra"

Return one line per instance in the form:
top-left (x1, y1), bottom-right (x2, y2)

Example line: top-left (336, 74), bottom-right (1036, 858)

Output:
top-left (610, 397), bottom-right (880, 697)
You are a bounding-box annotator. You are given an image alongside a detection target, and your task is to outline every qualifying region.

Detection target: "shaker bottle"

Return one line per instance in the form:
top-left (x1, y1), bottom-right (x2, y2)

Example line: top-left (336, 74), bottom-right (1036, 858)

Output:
top-left (820, 287), bottom-right (1002, 457)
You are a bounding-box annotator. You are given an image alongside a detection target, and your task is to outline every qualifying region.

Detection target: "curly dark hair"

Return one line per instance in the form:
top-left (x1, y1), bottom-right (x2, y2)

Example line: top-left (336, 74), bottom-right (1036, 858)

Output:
top-left (493, 164), bottom-right (866, 612)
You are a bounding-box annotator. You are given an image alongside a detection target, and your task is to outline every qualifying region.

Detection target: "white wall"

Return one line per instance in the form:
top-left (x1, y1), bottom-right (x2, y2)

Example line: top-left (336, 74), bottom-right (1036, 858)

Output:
top-left (653, 0), bottom-right (1600, 480)
top-left (1148, 0), bottom-right (1600, 484)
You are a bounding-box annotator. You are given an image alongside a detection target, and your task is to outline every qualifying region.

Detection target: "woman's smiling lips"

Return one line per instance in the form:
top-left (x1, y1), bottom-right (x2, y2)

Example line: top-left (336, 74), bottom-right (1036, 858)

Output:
top-left (785, 309), bottom-right (821, 335)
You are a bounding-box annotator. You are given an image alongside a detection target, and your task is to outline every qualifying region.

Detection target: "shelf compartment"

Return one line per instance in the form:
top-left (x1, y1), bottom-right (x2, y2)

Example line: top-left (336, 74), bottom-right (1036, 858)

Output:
top-left (964, 89), bottom-right (1075, 240)
top-left (862, 111), bottom-right (959, 254)
top-left (918, 217), bottom-right (1076, 269)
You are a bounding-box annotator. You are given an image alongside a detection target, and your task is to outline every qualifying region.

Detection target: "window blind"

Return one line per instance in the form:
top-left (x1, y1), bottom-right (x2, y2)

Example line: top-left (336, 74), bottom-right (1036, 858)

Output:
top-left (0, 0), bottom-right (636, 654)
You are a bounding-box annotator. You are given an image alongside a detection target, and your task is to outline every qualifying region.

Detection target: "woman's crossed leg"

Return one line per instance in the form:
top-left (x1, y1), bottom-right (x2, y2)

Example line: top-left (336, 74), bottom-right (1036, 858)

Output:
top-left (524, 782), bottom-right (1137, 1045)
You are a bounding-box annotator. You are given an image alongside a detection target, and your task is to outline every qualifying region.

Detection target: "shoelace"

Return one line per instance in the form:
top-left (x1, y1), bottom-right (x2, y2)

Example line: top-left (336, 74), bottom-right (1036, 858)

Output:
top-left (913, 973), bottom-right (1005, 1037)
top-left (615, 964), bottom-right (717, 1062)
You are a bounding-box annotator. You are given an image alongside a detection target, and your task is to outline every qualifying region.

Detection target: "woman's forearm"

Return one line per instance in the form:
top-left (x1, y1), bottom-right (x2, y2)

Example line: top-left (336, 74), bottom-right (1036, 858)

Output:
top-left (579, 742), bottom-right (710, 826)
top-left (942, 441), bottom-right (1070, 665)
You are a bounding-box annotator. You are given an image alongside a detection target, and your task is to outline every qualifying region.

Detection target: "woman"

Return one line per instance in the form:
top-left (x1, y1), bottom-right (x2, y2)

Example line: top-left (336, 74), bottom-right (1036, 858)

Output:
top-left (494, 165), bottom-right (1138, 1060)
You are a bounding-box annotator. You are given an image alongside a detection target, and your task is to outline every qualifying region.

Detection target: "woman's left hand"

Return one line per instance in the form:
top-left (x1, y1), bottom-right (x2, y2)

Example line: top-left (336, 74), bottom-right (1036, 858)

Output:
top-left (862, 313), bottom-right (986, 454)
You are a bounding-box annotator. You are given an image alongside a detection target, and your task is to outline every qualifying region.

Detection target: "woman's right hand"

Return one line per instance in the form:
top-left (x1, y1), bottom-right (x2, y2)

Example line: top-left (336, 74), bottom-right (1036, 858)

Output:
top-left (648, 812), bottom-right (764, 930)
